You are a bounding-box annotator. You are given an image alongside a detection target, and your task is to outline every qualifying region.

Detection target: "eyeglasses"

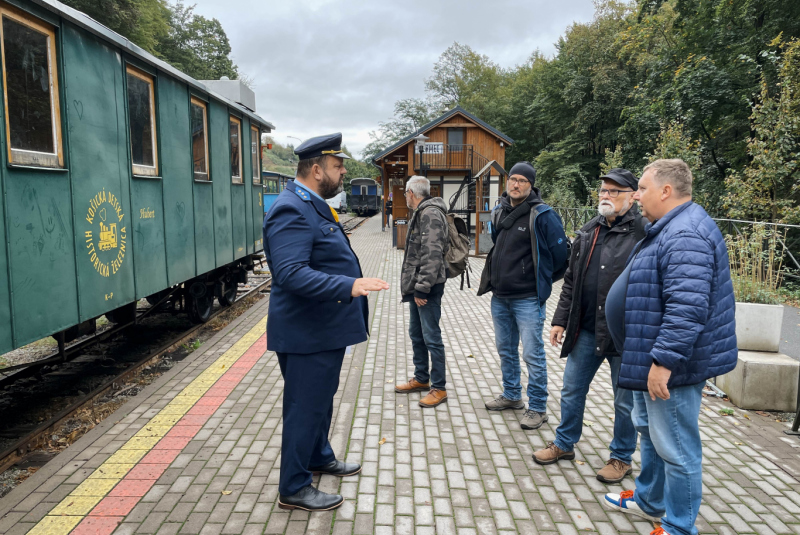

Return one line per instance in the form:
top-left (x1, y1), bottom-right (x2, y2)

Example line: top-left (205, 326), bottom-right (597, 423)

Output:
top-left (508, 177), bottom-right (530, 186)
top-left (598, 187), bottom-right (634, 198)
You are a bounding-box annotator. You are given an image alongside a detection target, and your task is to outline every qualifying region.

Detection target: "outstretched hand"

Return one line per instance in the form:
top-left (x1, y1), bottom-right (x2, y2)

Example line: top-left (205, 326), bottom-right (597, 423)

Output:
top-left (351, 278), bottom-right (390, 297)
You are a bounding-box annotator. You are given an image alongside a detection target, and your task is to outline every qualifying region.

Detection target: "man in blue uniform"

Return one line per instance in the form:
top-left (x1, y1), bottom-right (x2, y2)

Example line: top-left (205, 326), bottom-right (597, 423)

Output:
top-left (262, 133), bottom-right (389, 512)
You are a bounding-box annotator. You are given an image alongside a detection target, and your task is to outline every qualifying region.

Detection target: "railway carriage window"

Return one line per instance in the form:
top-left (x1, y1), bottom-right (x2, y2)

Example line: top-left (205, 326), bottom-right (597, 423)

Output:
top-left (126, 66), bottom-right (158, 176)
top-left (251, 125), bottom-right (260, 184)
top-left (230, 116), bottom-right (242, 183)
top-left (0, 7), bottom-right (63, 167)
top-left (190, 97), bottom-right (209, 180)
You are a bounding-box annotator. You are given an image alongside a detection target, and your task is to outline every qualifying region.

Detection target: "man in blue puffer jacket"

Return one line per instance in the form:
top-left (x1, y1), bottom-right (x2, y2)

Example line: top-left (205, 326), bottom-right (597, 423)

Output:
top-left (602, 159), bottom-right (737, 535)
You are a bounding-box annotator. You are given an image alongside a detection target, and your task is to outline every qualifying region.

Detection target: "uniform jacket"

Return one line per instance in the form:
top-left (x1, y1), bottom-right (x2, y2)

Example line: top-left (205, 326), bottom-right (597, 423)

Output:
top-left (401, 196), bottom-right (449, 299)
top-left (552, 206), bottom-right (646, 358)
top-left (262, 180), bottom-right (369, 354)
top-left (619, 201), bottom-right (738, 391)
top-left (477, 192), bottom-right (569, 305)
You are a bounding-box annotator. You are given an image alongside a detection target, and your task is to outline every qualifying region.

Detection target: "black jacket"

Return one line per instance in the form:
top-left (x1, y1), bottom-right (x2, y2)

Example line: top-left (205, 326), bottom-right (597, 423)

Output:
top-left (488, 191), bottom-right (543, 298)
top-left (551, 206), bottom-right (646, 358)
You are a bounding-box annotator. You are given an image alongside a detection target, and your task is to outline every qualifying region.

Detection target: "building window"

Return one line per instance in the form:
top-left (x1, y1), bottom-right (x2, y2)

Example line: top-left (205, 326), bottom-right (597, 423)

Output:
top-left (0, 5), bottom-right (63, 168)
top-left (251, 125), bottom-right (260, 185)
top-left (448, 128), bottom-right (465, 149)
top-left (230, 116), bottom-right (241, 183)
top-left (126, 66), bottom-right (158, 176)
top-left (190, 97), bottom-right (209, 180)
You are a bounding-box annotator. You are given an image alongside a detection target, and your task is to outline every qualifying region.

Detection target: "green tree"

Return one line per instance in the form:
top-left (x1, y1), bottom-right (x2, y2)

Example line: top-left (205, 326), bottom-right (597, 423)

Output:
top-left (724, 38), bottom-right (800, 223)
top-left (60, 0), bottom-right (170, 55)
top-left (160, 1), bottom-right (238, 80)
top-left (60, 0), bottom-right (240, 81)
top-left (363, 98), bottom-right (438, 159)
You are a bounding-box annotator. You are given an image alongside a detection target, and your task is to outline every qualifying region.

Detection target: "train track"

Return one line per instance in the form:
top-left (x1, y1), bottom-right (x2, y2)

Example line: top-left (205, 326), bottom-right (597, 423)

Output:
top-left (0, 276), bottom-right (272, 476)
top-left (342, 215), bottom-right (370, 234)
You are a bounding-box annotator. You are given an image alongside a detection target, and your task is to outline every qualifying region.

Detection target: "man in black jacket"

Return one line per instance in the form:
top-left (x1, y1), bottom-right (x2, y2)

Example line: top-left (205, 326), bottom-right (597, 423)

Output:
top-left (479, 162), bottom-right (569, 430)
top-left (532, 168), bottom-right (645, 484)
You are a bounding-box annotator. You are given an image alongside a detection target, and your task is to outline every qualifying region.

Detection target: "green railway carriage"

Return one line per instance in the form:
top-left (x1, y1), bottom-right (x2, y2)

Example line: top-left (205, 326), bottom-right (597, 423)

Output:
top-left (0, 0), bottom-right (273, 355)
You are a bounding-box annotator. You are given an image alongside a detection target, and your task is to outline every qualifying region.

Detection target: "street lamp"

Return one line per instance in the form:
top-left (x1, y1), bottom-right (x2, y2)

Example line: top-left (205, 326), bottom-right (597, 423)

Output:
top-left (414, 134), bottom-right (429, 177)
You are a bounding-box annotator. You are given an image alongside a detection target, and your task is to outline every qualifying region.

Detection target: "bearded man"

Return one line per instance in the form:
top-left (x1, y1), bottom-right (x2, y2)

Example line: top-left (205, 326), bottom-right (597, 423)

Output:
top-left (532, 168), bottom-right (646, 485)
top-left (262, 133), bottom-right (389, 511)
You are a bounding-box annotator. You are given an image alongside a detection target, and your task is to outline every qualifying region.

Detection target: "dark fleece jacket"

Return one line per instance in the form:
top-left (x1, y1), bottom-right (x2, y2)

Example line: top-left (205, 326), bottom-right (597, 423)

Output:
top-left (490, 189), bottom-right (544, 298)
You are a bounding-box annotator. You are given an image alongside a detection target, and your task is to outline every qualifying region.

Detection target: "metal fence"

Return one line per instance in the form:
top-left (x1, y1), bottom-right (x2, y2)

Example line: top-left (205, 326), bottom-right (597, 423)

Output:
top-left (551, 207), bottom-right (800, 278)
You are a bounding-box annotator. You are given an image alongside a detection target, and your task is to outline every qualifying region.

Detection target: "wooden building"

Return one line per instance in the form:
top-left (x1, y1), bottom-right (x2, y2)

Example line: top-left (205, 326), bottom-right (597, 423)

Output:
top-left (371, 106), bottom-right (513, 252)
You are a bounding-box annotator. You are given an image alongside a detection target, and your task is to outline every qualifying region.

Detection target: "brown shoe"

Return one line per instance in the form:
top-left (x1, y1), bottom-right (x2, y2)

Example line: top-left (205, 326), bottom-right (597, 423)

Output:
top-left (596, 458), bottom-right (633, 483)
top-left (419, 388), bottom-right (447, 408)
top-left (532, 442), bottom-right (575, 465)
top-left (395, 377), bottom-right (430, 393)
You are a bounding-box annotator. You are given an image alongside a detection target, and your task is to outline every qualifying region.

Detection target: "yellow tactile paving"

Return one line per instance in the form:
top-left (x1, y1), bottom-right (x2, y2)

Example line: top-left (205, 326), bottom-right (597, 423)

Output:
top-left (87, 464), bottom-right (136, 479)
top-left (26, 516), bottom-right (82, 534)
top-left (132, 426), bottom-right (174, 438)
top-left (104, 449), bottom-right (147, 465)
top-left (146, 415), bottom-right (182, 427)
top-left (119, 436), bottom-right (162, 450)
top-left (69, 478), bottom-right (119, 497)
top-left (27, 315), bottom-right (268, 535)
top-left (49, 496), bottom-right (103, 516)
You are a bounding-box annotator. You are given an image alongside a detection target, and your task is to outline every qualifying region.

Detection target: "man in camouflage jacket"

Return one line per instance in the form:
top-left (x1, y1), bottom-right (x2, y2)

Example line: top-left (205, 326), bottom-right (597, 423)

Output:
top-left (395, 176), bottom-right (450, 408)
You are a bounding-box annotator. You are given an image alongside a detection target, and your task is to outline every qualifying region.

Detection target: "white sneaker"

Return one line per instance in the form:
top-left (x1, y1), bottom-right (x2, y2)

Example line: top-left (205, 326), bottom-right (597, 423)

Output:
top-left (603, 490), bottom-right (662, 523)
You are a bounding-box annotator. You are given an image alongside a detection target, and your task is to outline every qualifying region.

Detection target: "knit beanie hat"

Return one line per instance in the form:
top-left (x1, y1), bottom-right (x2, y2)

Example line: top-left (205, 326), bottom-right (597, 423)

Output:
top-left (508, 161), bottom-right (536, 186)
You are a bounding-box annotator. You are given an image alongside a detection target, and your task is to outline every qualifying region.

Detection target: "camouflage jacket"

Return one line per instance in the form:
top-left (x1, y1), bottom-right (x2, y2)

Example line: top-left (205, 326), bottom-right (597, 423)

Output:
top-left (401, 196), bottom-right (449, 299)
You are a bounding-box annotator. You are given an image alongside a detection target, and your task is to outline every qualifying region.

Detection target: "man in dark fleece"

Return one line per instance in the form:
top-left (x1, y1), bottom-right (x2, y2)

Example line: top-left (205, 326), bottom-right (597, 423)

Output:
top-left (478, 162), bottom-right (569, 430)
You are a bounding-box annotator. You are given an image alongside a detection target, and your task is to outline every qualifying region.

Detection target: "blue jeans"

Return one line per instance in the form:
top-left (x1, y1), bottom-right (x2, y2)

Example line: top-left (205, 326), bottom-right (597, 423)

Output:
top-left (409, 292), bottom-right (446, 389)
top-left (553, 329), bottom-right (636, 464)
top-left (633, 382), bottom-right (705, 535)
top-left (491, 296), bottom-right (547, 412)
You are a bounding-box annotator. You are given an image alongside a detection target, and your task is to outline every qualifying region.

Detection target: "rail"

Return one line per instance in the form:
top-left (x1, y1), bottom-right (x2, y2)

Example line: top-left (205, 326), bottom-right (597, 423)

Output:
top-left (0, 276), bottom-right (272, 474)
top-left (551, 207), bottom-right (800, 275)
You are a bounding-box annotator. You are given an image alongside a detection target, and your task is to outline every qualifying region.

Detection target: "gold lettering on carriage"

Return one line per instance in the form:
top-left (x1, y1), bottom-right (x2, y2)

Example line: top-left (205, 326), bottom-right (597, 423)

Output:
top-left (84, 189), bottom-right (127, 278)
top-left (140, 207), bottom-right (155, 219)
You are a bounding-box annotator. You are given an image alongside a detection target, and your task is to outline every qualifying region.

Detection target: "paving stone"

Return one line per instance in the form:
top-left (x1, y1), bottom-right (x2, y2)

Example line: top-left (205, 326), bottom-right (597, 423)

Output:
top-left (4, 217), bottom-right (800, 535)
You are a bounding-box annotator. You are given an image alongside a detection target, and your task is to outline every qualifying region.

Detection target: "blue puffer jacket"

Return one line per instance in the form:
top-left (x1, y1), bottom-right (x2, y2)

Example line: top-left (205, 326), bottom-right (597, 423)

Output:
top-left (619, 202), bottom-right (738, 391)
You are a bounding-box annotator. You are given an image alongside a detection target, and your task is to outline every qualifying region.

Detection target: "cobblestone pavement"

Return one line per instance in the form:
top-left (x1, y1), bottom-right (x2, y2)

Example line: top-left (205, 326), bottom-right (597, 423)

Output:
top-left (1, 215), bottom-right (800, 535)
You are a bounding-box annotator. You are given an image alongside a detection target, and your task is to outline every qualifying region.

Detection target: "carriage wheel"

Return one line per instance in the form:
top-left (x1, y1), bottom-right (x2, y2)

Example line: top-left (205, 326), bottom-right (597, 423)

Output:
top-left (187, 282), bottom-right (213, 323)
top-left (218, 276), bottom-right (238, 307)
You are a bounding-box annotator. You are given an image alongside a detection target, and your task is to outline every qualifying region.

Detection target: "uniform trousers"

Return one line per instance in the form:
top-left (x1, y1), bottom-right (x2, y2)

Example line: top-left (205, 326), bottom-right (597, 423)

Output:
top-left (276, 347), bottom-right (346, 496)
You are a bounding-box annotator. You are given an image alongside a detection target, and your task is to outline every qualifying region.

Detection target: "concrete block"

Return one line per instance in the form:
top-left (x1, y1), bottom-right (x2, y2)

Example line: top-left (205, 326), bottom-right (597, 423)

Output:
top-left (735, 302), bottom-right (784, 352)
top-left (716, 351), bottom-right (799, 412)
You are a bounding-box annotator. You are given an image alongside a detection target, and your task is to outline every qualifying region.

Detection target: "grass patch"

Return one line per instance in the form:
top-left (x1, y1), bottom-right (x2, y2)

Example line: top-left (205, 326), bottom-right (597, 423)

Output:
top-left (181, 339), bottom-right (202, 353)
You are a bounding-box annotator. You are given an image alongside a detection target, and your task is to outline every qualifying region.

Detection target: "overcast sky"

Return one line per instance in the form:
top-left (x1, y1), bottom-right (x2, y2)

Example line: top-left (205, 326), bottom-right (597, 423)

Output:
top-left (192, 0), bottom-right (597, 158)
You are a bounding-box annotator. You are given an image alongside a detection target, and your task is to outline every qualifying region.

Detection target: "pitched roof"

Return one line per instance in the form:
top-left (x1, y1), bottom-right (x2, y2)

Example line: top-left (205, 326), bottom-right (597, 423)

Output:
top-left (370, 106), bottom-right (513, 163)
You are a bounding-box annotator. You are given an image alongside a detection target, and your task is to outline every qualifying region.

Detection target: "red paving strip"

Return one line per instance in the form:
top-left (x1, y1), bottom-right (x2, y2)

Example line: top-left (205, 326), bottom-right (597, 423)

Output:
top-left (71, 516), bottom-right (124, 535)
top-left (72, 334), bottom-right (267, 534)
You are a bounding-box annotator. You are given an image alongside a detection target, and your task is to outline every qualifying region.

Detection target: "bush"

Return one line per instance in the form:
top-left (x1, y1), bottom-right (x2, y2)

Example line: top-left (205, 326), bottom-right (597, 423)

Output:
top-left (725, 224), bottom-right (786, 304)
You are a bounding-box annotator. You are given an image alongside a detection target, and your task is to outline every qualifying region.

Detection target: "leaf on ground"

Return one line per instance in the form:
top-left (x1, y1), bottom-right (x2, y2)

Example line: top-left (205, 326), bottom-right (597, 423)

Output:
top-left (398, 404), bottom-right (404, 407)
top-left (583, 420), bottom-right (594, 427)
top-left (719, 408), bottom-right (735, 416)
top-left (221, 490), bottom-right (232, 495)
top-left (735, 442), bottom-right (743, 445)
top-left (386, 380), bottom-right (393, 383)
top-left (575, 460), bottom-right (585, 465)
top-left (742, 414), bottom-right (751, 420)
top-left (379, 437), bottom-right (387, 445)
top-left (467, 354), bottom-right (474, 358)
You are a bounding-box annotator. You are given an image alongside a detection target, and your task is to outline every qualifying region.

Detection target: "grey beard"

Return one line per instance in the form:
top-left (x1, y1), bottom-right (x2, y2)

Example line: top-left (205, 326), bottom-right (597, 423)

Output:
top-left (597, 199), bottom-right (629, 217)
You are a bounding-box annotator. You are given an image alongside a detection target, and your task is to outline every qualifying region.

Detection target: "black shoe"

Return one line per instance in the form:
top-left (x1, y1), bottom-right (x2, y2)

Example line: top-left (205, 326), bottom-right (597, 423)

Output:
top-left (309, 459), bottom-right (362, 477)
top-left (278, 485), bottom-right (344, 511)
